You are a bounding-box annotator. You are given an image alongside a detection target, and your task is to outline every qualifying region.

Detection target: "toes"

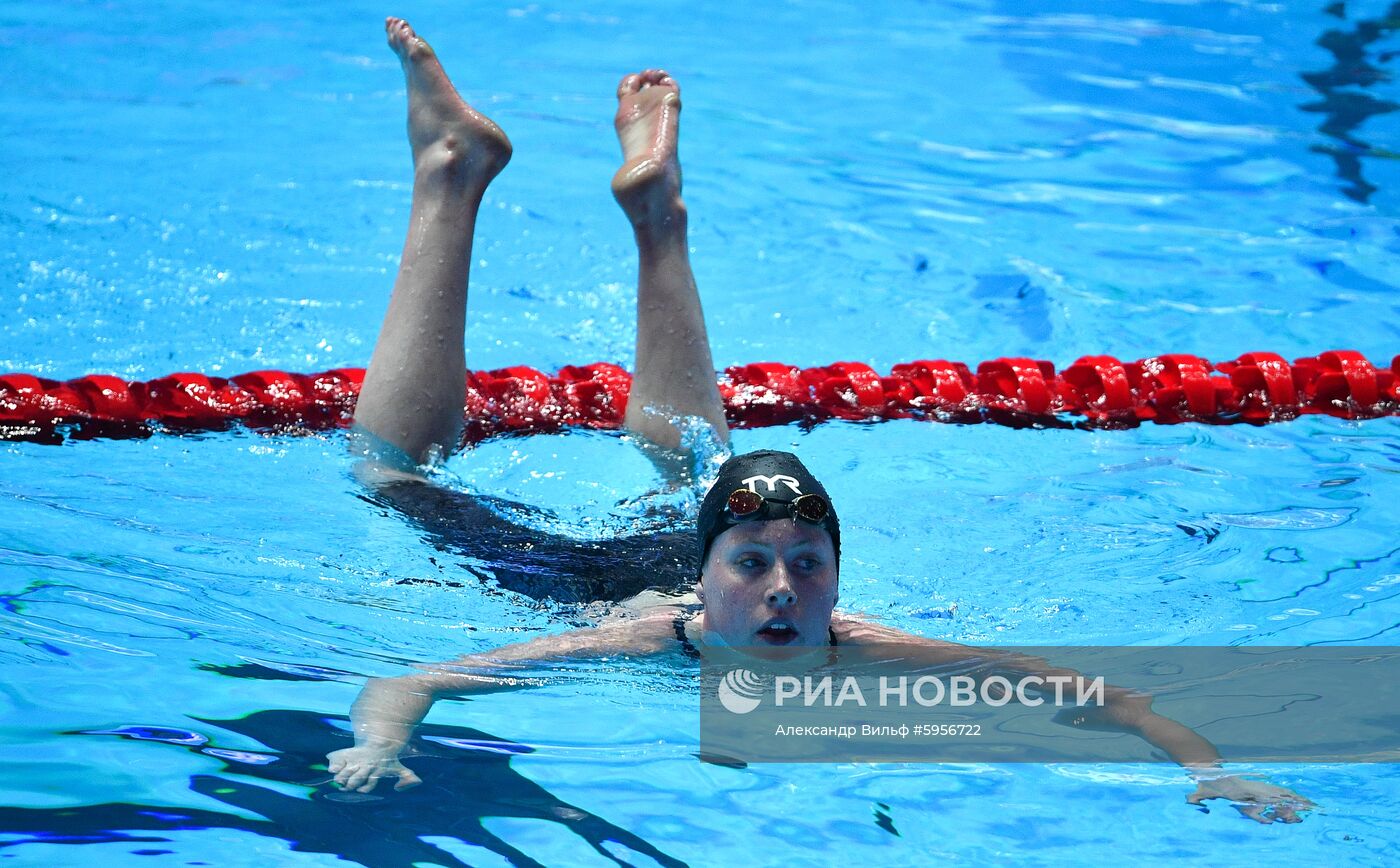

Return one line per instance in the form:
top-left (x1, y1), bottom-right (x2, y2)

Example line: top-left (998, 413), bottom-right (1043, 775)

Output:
top-left (618, 69), bottom-right (681, 98)
top-left (385, 17), bottom-right (413, 48)
top-left (638, 69), bottom-right (677, 90)
top-left (617, 73), bottom-right (642, 98)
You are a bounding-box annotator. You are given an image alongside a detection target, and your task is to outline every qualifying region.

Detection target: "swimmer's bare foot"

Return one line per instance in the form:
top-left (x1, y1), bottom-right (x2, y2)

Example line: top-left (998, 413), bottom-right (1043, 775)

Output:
top-left (612, 70), bottom-right (684, 234)
top-left (385, 17), bottom-right (511, 189)
top-left (610, 68), bottom-right (724, 450)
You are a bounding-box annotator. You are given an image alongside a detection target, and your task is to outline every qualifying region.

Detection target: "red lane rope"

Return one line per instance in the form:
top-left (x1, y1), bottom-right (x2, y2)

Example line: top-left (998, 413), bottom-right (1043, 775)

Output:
top-left (2, 352), bottom-right (1398, 444)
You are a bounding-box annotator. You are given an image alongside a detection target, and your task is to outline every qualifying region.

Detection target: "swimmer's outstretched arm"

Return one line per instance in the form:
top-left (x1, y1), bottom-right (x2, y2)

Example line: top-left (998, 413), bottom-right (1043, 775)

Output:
top-left (1024, 660), bottom-right (1315, 823)
top-left (837, 618), bottom-right (1316, 824)
top-left (351, 19), bottom-right (511, 466)
top-left (610, 71), bottom-right (730, 451)
top-left (327, 610), bottom-right (678, 793)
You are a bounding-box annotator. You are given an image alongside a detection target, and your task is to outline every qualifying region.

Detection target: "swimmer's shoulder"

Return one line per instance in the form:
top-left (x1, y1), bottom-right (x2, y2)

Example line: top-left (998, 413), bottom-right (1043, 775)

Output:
top-left (830, 612), bottom-right (974, 658)
top-left (588, 592), bottom-right (700, 656)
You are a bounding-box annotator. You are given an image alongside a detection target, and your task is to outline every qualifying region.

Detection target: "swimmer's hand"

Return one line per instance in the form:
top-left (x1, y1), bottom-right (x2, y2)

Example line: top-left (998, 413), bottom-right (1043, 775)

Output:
top-left (326, 746), bottom-right (422, 793)
top-left (1187, 775), bottom-right (1316, 824)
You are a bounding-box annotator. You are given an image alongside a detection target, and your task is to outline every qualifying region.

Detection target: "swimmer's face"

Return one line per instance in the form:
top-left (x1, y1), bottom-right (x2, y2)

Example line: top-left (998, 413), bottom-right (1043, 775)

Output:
top-left (698, 519), bottom-right (838, 648)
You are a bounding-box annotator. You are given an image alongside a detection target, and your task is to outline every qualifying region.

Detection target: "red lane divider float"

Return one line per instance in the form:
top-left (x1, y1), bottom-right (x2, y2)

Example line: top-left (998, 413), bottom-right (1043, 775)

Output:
top-left (2, 352), bottom-right (1398, 444)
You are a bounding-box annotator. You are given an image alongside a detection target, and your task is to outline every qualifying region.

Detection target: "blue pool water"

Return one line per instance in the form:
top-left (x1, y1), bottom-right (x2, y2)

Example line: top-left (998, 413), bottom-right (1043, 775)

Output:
top-left (3, 0), bottom-right (1400, 864)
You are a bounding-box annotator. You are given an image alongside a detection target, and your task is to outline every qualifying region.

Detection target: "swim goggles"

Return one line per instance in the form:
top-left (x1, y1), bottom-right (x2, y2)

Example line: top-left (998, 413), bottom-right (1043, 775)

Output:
top-left (725, 488), bottom-right (831, 525)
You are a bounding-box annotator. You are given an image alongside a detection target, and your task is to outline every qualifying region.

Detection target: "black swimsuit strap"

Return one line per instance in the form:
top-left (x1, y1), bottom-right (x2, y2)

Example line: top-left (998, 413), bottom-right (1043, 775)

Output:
top-left (674, 613), bottom-right (702, 659)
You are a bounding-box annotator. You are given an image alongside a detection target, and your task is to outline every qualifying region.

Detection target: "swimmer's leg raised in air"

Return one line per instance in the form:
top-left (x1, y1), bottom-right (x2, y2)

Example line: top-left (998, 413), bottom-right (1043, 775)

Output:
top-left (353, 18), bottom-right (512, 465)
top-left (612, 71), bottom-right (730, 451)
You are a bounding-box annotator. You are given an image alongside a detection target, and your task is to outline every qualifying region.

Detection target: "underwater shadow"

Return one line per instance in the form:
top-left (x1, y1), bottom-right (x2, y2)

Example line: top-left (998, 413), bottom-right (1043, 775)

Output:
top-left (363, 477), bottom-right (698, 604)
top-left (0, 709), bottom-right (687, 868)
top-left (1300, 1), bottom-right (1400, 203)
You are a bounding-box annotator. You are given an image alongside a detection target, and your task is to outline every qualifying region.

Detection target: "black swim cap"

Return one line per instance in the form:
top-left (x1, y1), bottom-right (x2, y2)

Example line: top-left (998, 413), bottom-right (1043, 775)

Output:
top-left (696, 450), bottom-right (840, 571)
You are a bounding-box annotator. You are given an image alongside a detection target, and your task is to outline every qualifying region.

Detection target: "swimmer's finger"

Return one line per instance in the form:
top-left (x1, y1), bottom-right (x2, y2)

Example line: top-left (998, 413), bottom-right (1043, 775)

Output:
top-left (1275, 804), bottom-right (1302, 824)
top-left (1235, 803), bottom-right (1273, 825)
top-left (335, 764), bottom-right (363, 789)
top-left (1286, 792), bottom-right (1317, 810)
top-left (393, 767), bottom-right (423, 791)
top-left (331, 763), bottom-right (357, 787)
top-left (343, 765), bottom-right (375, 792)
top-left (355, 772), bottom-right (384, 794)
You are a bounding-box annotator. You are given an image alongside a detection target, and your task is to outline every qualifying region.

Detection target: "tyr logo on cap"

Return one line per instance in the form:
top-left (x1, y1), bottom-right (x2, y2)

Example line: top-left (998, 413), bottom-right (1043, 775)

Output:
top-left (697, 450), bottom-right (840, 569)
top-left (741, 474), bottom-right (803, 496)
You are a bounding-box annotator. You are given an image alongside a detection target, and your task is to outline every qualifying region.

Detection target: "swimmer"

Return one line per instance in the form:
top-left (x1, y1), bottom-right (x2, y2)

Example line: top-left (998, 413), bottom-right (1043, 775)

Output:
top-left (329, 18), bottom-right (1314, 825)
